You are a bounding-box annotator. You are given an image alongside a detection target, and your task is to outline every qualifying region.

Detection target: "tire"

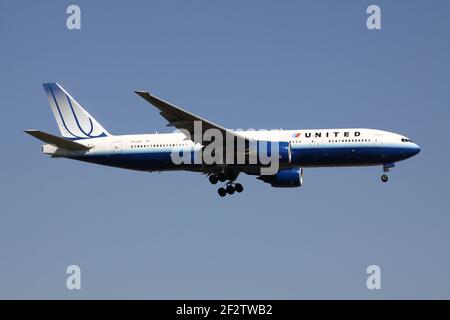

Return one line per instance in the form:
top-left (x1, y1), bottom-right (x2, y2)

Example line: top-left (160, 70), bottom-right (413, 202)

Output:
top-left (218, 187), bottom-right (227, 197)
top-left (209, 175), bottom-right (218, 184)
top-left (234, 183), bottom-right (243, 193)
top-left (226, 185), bottom-right (235, 195)
top-left (381, 174), bottom-right (388, 183)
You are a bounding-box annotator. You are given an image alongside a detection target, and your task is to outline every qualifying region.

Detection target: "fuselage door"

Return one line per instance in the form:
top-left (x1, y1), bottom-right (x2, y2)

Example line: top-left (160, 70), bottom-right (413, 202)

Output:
top-left (309, 139), bottom-right (320, 148)
top-left (309, 139), bottom-right (321, 161)
top-left (373, 137), bottom-right (383, 146)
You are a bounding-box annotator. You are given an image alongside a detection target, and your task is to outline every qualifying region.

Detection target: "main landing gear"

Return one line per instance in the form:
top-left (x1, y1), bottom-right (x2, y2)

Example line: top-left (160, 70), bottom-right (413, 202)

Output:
top-left (208, 173), bottom-right (243, 197)
top-left (208, 174), bottom-right (226, 184)
top-left (381, 163), bottom-right (394, 183)
top-left (217, 182), bottom-right (244, 197)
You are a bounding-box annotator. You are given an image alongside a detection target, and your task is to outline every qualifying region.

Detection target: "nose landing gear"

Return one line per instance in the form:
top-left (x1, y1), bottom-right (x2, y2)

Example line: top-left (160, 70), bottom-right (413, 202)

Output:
top-left (381, 163), bottom-right (395, 183)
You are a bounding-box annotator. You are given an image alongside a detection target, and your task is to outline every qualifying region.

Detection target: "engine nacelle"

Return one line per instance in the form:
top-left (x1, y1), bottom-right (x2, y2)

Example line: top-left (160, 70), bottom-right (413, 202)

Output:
top-left (257, 168), bottom-right (304, 187)
top-left (246, 141), bottom-right (292, 164)
top-left (273, 141), bottom-right (291, 164)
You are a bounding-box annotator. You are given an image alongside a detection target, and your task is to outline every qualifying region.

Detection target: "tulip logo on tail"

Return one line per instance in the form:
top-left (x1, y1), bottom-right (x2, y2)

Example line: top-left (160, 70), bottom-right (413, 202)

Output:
top-left (43, 83), bottom-right (110, 140)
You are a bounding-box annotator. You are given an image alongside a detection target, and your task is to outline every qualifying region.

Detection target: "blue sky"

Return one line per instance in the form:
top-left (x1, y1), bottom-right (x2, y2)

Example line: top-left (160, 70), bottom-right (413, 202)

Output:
top-left (1, 0), bottom-right (449, 299)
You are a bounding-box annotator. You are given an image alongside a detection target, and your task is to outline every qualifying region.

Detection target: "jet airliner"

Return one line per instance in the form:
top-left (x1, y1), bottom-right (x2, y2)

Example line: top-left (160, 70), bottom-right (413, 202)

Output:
top-left (26, 83), bottom-right (421, 197)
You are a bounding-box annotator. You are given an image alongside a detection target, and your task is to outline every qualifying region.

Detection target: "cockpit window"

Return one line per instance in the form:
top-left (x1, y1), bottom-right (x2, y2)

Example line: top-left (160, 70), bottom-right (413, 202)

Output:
top-left (401, 138), bottom-right (413, 143)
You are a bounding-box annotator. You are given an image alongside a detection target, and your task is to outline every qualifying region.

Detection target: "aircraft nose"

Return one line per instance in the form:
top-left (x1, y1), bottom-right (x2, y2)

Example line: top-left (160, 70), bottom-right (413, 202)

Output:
top-left (411, 143), bottom-right (421, 156)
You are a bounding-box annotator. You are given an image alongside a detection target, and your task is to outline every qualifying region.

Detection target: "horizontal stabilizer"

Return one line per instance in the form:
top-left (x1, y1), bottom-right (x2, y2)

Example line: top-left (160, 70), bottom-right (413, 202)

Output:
top-left (24, 130), bottom-right (91, 151)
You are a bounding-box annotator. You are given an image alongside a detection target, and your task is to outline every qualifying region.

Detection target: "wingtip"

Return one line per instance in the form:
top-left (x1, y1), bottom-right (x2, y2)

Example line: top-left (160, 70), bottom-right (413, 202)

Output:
top-left (135, 90), bottom-right (155, 100)
top-left (134, 90), bottom-right (149, 95)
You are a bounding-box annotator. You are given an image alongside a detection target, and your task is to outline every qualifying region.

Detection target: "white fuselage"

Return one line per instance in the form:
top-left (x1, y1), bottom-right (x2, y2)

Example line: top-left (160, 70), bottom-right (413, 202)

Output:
top-left (43, 128), bottom-right (421, 173)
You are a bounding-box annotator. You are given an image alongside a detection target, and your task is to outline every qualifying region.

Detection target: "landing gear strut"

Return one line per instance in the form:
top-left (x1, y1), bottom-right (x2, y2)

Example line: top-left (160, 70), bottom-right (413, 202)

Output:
top-left (381, 163), bottom-right (394, 183)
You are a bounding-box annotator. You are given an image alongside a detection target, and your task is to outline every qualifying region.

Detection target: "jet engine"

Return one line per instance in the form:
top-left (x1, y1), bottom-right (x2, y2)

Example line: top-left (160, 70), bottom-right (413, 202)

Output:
top-left (245, 141), bottom-right (291, 164)
top-left (257, 167), bottom-right (304, 187)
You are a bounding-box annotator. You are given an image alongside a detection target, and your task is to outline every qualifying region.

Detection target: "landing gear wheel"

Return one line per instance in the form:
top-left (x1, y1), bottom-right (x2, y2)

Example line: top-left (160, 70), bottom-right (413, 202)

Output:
top-left (226, 185), bottom-right (235, 195)
top-left (381, 174), bottom-right (389, 183)
top-left (218, 187), bottom-right (227, 197)
top-left (234, 183), bottom-right (243, 193)
top-left (219, 175), bottom-right (226, 182)
top-left (209, 175), bottom-right (218, 184)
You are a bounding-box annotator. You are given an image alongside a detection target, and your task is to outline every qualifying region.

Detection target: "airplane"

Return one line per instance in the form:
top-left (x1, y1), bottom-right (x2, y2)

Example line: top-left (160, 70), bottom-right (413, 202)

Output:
top-left (25, 83), bottom-right (421, 197)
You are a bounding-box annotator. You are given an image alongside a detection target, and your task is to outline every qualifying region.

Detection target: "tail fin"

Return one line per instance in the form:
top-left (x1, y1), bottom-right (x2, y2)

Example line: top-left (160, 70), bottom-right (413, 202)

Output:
top-left (42, 83), bottom-right (111, 140)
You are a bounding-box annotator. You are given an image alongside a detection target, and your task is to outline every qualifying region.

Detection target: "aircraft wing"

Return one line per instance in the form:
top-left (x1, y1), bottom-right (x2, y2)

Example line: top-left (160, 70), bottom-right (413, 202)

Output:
top-left (134, 91), bottom-right (251, 146)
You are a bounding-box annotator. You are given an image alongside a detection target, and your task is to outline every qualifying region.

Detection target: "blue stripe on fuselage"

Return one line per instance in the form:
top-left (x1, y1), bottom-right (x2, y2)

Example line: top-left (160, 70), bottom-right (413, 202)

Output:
top-left (69, 144), bottom-right (416, 171)
top-left (290, 145), bottom-right (415, 166)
